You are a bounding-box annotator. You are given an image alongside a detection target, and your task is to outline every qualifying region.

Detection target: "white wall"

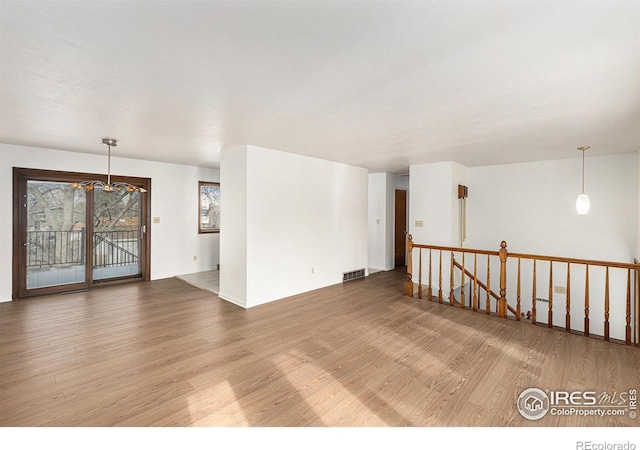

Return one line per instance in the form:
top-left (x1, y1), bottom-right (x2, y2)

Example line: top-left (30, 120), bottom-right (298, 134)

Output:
top-left (368, 173), bottom-right (387, 271)
top-left (218, 146), bottom-right (248, 307)
top-left (408, 154), bottom-right (637, 259)
top-left (394, 174), bottom-right (409, 190)
top-left (368, 172), bottom-right (398, 271)
top-left (409, 161), bottom-right (469, 247)
top-left (0, 143), bottom-right (220, 301)
top-left (219, 145), bottom-right (368, 308)
top-left (466, 154), bottom-right (637, 260)
top-left (408, 161), bottom-right (468, 297)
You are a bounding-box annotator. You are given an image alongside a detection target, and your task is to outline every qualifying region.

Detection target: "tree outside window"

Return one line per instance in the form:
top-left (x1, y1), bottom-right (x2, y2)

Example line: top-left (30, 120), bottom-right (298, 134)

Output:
top-left (199, 181), bottom-right (220, 233)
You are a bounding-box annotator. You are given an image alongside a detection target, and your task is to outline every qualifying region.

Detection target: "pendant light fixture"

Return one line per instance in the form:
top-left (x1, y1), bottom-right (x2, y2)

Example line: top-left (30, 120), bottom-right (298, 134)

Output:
top-left (575, 146), bottom-right (590, 215)
top-left (71, 139), bottom-right (147, 193)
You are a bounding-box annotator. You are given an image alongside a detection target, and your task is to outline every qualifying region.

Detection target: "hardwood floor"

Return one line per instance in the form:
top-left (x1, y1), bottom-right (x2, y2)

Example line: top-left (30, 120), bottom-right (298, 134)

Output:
top-left (0, 269), bottom-right (638, 427)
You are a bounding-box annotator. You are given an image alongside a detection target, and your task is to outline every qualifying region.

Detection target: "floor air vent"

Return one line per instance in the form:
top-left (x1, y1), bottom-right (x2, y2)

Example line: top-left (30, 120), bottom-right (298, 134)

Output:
top-left (343, 268), bottom-right (365, 282)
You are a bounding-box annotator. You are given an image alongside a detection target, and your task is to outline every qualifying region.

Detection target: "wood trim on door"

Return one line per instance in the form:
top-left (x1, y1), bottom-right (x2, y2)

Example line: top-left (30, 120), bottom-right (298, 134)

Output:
top-left (394, 189), bottom-right (408, 268)
top-left (12, 167), bottom-right (151, 299)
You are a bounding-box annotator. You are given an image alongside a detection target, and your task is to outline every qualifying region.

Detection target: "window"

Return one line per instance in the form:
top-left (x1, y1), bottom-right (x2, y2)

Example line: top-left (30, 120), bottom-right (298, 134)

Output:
top-left (199, 181), bottom-right (220, 233)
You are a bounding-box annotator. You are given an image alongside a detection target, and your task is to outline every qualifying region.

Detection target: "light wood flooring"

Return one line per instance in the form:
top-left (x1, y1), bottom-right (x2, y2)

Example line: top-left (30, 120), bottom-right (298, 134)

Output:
top-left (0, 269), bottom-right (638, 427)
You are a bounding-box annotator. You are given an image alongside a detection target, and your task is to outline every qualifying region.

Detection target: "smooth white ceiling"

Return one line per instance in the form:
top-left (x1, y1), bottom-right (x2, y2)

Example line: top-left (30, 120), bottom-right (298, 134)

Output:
top-left (1, 0), bottom-right (638, 173)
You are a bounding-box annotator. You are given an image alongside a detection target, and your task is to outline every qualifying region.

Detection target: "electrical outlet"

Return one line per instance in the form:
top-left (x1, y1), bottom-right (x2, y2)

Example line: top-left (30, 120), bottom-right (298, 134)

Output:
top-left (554, 286), bottom-right (567, 295)
top-left (153, 217), bottom-right (160, 223)
top-left (193, 255), bottom-right (197, 261)
top-left (311, 268), bottom-right (315, 274)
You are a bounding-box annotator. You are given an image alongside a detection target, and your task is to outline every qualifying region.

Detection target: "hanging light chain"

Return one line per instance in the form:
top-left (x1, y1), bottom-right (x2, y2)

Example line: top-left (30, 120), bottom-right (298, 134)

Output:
top-left (578, 146), bottom-right (590, 194)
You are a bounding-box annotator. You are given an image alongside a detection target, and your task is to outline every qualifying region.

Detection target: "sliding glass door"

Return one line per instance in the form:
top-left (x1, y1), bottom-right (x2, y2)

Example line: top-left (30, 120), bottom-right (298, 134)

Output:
top-left (25, 180), bottom-right (87, 290)
top-left (13, 168), bottom-right (150, 299)
top-left (93, 188), bottom-right (142, 281)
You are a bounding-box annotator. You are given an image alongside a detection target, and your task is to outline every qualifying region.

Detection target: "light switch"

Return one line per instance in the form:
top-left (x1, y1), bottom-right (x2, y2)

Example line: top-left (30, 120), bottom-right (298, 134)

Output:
top-left (415, 220), bottom-right (424, 227)
top-left (376, 219), bottom-right (380, 224)
top-left (153, 217), bottom-right (160, 223)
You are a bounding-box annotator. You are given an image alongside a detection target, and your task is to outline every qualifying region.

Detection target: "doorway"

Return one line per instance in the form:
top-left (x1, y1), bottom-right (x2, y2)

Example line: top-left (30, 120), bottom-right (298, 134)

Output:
top-left (13, 168), bottom-right (151, 299)
top-left (394, 189), bottom-right (407, 268)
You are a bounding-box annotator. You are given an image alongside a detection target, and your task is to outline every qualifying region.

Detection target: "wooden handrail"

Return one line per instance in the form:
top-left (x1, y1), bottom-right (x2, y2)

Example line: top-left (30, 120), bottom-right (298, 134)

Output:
top-left (510, 252), bottom-right (640, 270)
top-left (406, 235), bottom-right (638, 346)
top-left (411, 242), bottom-right (499, 257)
top-left (410, 240), bottom-right (640, 270)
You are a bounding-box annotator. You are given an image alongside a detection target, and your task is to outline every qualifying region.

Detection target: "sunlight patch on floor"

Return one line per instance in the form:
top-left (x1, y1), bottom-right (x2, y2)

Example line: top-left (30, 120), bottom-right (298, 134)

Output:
top-left (270, 352), bottom-right (388, 426)
top-left (187, 380), bottom-right (249, 426)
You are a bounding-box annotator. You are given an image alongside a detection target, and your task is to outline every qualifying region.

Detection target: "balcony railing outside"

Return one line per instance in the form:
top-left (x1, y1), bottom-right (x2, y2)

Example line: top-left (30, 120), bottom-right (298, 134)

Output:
top-left (26, 229), bottom-right (139, 269)
top-left (27, 229), bottom-right (86, 268)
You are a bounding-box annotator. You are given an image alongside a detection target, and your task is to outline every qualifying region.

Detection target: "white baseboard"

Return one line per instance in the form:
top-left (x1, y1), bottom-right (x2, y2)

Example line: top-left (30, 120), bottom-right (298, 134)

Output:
top-left (217, 291), bottom-right (247, 308)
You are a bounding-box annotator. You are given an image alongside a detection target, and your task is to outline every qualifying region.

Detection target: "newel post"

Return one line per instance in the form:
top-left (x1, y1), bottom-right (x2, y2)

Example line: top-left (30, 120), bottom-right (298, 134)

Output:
top-left (406, 234), bottom-right (414, 297)
top-left (498, 241), bottom-right (508, 318)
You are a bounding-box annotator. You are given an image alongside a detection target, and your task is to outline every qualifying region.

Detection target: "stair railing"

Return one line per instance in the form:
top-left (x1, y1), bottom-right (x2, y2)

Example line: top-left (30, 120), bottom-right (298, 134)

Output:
top-left (406, 235), bottom-right (640, 346)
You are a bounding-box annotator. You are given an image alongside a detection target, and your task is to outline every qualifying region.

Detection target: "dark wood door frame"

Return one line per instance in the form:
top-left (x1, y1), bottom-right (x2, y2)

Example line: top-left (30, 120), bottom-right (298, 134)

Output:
top-left (12, 167), bottom-right (152, 300)
top-left (394, 189), bottom-right (408, 268)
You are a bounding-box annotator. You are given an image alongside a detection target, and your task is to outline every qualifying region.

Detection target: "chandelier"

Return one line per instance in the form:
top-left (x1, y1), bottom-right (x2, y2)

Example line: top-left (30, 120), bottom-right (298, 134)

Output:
top-left (71, 139), bottom-right (147, 193)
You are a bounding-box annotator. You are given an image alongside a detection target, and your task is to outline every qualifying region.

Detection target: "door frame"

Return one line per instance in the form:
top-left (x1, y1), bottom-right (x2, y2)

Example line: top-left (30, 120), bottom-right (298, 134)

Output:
top-left (394, 188), bottom-right (408, 268)
top-left (12, 167), bottom-right (151, 299)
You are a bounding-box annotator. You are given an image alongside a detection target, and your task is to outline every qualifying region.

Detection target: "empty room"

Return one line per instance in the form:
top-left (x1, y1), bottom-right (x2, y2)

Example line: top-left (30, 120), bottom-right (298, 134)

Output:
top-left (0, 0), bottom-right (639, 448)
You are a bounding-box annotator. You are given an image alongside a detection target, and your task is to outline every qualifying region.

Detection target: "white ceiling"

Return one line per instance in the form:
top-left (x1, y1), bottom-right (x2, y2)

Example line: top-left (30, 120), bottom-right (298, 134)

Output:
top-left (1, 0), bottom-right (638, 173)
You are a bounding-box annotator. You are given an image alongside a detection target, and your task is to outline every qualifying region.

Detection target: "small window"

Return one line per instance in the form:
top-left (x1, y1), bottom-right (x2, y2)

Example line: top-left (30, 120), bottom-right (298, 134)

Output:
top-left (199, 181), bottom-right (220, 233)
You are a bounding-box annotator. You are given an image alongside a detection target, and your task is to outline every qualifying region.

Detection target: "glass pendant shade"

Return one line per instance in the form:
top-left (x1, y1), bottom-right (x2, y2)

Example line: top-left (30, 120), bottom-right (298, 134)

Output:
top-left (576, 193), bottom-right (590, 215)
